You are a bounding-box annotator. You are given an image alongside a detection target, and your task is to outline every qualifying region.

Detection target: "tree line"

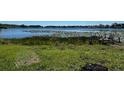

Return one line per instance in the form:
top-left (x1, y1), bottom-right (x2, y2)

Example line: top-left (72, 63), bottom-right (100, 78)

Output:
top-left (0, 23), bottom-right (124, 29)
top-left (0, 24), bottom-right (42, 29)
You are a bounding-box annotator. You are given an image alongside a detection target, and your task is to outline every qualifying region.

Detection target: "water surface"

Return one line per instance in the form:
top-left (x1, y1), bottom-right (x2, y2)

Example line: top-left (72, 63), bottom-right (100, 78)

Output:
top-left (0, 27), bottom-right (124, 38)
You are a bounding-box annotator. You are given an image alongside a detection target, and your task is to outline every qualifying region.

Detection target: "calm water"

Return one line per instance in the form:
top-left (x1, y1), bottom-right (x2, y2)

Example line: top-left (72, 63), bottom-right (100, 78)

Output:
top-left (0, 27), bottom-right (124, 38)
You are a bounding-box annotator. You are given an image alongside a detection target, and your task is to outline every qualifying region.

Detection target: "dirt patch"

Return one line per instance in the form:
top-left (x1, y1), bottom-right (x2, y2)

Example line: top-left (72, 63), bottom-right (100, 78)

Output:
top-left (110, 44), bottom-right (124, 50)
top-left (15, 49), bottom-right (40, 68)
top-left (111, 45), bottom-right (121, 48)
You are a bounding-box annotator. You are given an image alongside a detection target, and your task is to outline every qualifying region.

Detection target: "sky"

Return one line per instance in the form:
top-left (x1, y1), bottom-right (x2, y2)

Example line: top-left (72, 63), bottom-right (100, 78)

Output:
top-left (0, 21), bottom-right (124, 26)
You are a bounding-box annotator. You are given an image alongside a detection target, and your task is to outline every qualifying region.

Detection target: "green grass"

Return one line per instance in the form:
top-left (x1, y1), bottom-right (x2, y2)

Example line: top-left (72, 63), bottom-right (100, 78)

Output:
top-left (0, 44), bottom-right (124, 70)
top-left (0, 45), bottom-right (27, 70)
top-left (0, 37), bottom-right (124, 71)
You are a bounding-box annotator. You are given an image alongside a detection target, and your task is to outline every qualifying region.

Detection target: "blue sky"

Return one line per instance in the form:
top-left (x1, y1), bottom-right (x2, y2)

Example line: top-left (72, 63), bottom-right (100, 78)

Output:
top-left (0, 21), bottom-right (124, 26)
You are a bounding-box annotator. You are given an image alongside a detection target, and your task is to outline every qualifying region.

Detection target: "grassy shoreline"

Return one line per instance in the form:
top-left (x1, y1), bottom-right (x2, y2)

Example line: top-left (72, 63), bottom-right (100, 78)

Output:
top-left (0, 36), bottom-right (120, 45)
top-left (0, 36), bottom-right (124, 71)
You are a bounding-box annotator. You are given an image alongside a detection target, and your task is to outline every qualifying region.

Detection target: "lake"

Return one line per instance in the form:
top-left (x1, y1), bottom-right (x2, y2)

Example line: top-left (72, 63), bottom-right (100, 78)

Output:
top-left (0, 27), bottom-right (124, 38)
